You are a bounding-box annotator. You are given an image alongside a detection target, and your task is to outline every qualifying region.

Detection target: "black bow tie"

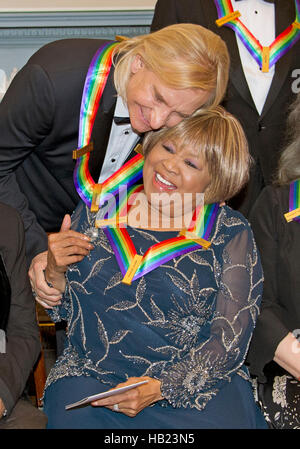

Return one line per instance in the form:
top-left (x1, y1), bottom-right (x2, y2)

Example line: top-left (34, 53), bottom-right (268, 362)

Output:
top-left (114, 116), bottom-right (131, 125)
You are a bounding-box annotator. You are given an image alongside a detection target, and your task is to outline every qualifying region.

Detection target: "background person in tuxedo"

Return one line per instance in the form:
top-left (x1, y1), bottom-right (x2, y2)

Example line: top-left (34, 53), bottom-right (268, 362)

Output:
top-left (246, 93), bottom-right (300, 429)
top-left (0, 203), bottom-right (46, 429)
top-left (0, 24), bottom-right (229, 312)
top-left (151, 0), bottom-right (300, 217)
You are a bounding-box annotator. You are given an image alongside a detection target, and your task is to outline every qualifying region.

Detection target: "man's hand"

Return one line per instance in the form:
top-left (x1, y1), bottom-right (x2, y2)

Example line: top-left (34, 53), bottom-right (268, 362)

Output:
top-left (29, 251), bottom-right (62, 309)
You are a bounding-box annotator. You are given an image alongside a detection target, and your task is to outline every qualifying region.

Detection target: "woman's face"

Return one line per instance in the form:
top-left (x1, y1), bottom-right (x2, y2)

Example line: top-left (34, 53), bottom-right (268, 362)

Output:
top-left (143, 139), bottom-right (211, 221)
top-left (126, 56), bottom-right (211, 133)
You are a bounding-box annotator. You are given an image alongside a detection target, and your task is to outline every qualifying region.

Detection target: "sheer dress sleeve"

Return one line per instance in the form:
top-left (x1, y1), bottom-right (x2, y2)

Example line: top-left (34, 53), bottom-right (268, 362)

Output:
top-left (158, 227), bottom-right (263, 410)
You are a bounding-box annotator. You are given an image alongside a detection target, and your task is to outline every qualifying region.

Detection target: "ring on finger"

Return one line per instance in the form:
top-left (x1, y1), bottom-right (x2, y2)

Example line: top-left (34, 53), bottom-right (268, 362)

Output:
top-left (113, 403), bottom-right (119, 412)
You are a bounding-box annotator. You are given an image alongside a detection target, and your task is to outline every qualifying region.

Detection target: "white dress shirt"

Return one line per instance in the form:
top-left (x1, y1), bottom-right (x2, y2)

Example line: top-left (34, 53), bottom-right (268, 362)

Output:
top-left (232, 0), bottom-right (275, 114)
top-left (98, 96), bottom-right (140, 183)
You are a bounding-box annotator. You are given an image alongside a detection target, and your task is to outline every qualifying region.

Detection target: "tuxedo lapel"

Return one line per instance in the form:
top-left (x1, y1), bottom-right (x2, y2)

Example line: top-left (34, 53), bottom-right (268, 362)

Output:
top-left (261, 0), bottom-right (295, 118)
top-left (88, 66), bottom-right (117, 182)
top-left (204, 0), bottom-right (255, 109)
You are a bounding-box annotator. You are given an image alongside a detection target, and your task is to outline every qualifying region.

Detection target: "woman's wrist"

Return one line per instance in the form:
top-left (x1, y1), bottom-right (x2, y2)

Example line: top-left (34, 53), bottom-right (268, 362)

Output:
top-left (44, 267), bottom-right (66, 293)
top-left (151, 378), bottom-right (163, 402)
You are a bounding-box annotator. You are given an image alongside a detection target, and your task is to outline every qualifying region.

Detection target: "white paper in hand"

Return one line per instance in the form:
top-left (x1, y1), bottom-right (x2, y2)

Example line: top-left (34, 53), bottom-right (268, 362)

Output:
top-left (65, 380), bottom-right (148, 410)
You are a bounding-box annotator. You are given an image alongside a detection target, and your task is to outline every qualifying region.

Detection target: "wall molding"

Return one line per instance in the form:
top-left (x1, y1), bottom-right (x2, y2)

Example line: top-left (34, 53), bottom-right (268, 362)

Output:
top-left (0, 10), bottom-right (154, 27)
top-left (0, 10), bottom-right (153, 46)
top-left (0, 26), bottom-right (151, 47)
top-left (0, 9), bottom-right (153, 98)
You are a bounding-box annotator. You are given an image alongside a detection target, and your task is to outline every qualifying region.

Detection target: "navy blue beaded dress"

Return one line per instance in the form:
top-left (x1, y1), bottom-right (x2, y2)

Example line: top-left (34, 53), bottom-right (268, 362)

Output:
top-left (43, 200), bottom-right (267, 429)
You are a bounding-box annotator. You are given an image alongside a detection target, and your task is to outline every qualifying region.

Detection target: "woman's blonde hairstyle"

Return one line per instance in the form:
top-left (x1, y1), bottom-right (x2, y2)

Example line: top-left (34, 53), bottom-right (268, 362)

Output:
top-left (113, 23), bottom-right (230, 110)
top-left (143, 106), bottom-right (251, 204)
top-left (276, 93), bottom-right (300, 185)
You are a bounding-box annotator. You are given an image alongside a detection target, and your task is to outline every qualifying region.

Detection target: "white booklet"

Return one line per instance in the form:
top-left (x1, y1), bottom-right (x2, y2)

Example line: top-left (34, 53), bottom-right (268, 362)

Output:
top-left (65, 380), bottom-right (148, 410)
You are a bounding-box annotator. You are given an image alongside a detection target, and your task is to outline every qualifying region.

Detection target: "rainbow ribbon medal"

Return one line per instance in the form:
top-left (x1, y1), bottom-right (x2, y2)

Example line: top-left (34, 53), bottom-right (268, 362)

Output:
top-left (95, 157), bottom-right (219, 285)
top-left (93, 152), bottom-right (144, 216)
top-left (214, 0), bottom-right (300, 72)
top-left (284, 180), bottom-right (300, 223)
top-left (94, 156), bottom-right (144, 227)
top-left (73, 41), bottom-right (119, 207)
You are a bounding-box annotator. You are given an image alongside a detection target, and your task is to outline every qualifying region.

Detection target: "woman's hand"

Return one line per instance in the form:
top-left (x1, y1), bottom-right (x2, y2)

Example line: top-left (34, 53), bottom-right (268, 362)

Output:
top-left (41, 214), bottom-right (93, 303)
top-left (274, 332), bottom-right (300, 380)
top-left (91, 376), bottom-right (163, 417)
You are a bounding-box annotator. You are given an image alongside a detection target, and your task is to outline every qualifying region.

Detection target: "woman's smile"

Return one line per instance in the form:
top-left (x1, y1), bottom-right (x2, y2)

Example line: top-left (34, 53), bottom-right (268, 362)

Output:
top-left (153, 172), bottom-right (177, 191)
top-left (143, 139), bottom-right (211, 222)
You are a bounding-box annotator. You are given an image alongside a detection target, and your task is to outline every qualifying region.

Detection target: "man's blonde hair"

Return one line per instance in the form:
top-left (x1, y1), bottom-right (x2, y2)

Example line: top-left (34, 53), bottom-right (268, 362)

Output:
top-left (143, 106), bottom-right (251, 204)
top-left (113, 23), bottom-right (230, 109)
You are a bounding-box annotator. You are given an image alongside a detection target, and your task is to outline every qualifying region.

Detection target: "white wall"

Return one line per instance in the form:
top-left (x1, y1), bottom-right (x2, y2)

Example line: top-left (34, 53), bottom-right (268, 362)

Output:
top-left (0, 3), bottom-right (155, 100)
top-left (0, 1), bottom-right (157, 12)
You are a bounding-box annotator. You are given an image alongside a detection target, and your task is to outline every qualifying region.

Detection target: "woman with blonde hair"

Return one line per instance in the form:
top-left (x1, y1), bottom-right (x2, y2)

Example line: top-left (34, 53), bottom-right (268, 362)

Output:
top-left (247, 93), bottom-right (300, 429)
top-left (42, 107), bottom-right (266, 429)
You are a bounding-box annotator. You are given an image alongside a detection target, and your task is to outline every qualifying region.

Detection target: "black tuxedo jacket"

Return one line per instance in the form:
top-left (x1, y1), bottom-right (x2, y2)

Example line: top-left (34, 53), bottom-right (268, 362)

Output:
top-left (151, 0), bottom-right (300, 216)
top-left (0, 203), bottom-right (40, 415)
top-left (0, 39), bottom-right (117, 263)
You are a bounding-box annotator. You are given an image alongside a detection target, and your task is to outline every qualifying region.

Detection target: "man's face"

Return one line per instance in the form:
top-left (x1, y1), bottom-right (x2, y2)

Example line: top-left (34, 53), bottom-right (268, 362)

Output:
top-left (126, 55), bottom-right (211, 133)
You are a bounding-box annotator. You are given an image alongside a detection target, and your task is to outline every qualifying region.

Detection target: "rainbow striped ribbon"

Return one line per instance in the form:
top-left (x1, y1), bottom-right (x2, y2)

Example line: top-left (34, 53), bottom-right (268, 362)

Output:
top-left (97, 157), bottom-right (219, 284)
top-left (191, 201), bottom-right (220, 240)
top-left (96, 153), bottom-right (144, 211)
top-left (73, 41), bottom-right (119, 207)
top-left (214, 0), bottom-right (300, 72)
top-left (285, 179), bottom-right (300, 223)
top-left (131, 202), bottom-right (219, 283)
top-left (101, 184), bottom-right (144, 274)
